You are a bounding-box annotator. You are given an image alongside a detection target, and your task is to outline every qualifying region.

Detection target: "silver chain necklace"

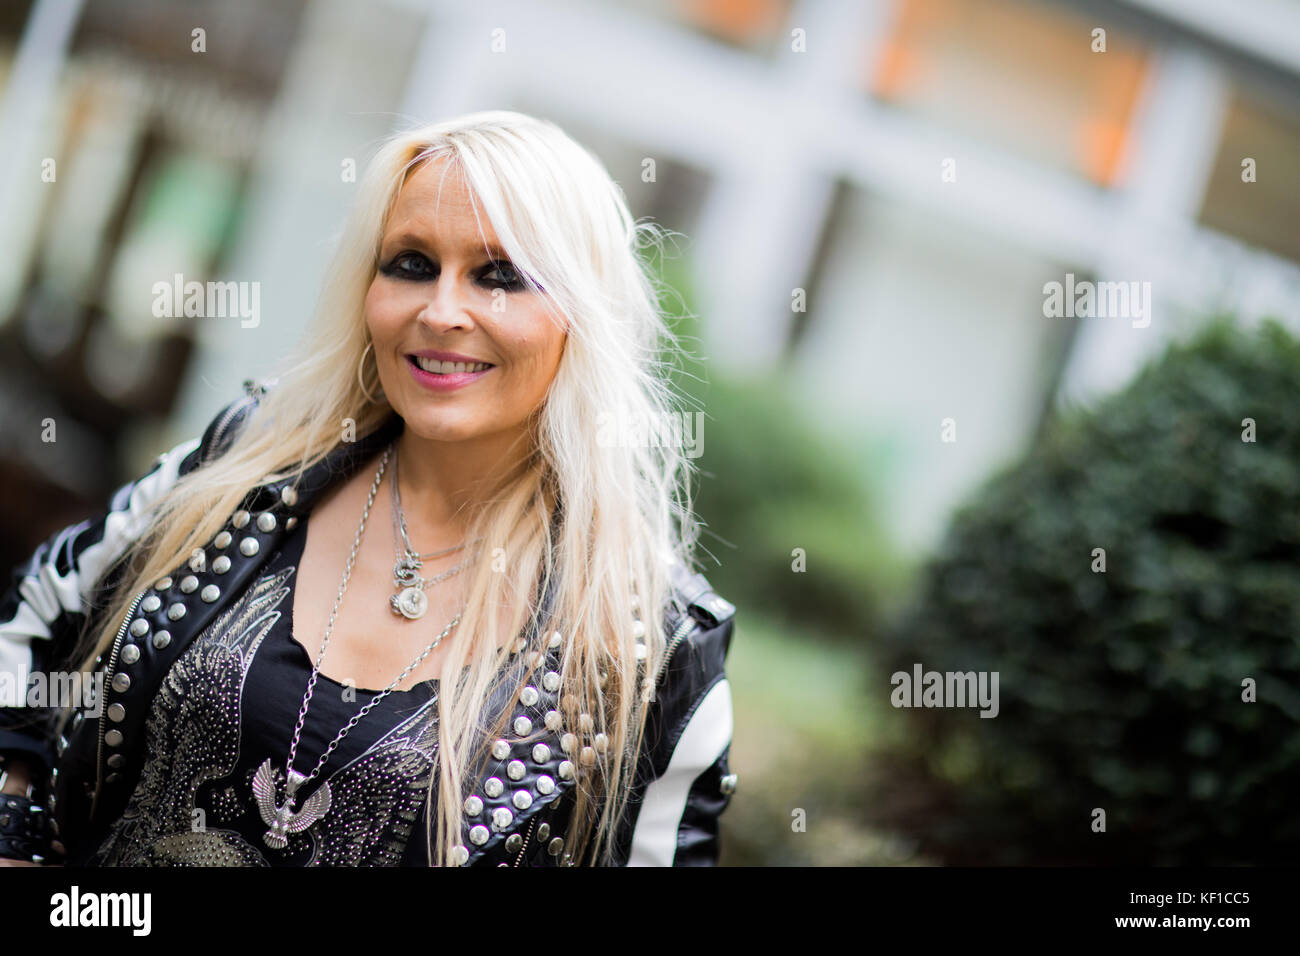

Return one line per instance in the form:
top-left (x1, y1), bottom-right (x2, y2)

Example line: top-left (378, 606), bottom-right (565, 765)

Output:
top-left (253, 442), bottom-right (461, 850)
top-left (389, 444), bottom-right (484, 620)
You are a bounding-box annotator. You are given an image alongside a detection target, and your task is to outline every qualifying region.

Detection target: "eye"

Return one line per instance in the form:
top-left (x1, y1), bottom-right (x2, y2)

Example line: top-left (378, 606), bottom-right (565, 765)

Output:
top-left (382, 251), bottom-right (433, 279)
top-left (483, 259), bottom-right (526, 291)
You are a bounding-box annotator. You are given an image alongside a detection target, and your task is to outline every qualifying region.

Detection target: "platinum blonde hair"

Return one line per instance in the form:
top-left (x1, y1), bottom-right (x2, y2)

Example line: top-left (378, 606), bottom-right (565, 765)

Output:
top-left (65, 110), bottom-right (701, 865)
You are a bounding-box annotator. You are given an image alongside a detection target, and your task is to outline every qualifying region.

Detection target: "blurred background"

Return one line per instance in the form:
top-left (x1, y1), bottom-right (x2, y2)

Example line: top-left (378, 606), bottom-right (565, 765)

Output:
top-left (2, 0), bottom-right (1299, 865)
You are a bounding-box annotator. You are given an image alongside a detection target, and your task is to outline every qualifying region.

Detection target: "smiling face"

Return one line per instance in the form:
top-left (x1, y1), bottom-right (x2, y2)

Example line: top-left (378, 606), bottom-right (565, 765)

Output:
top-left (364, 157), bottom-right (565, 449)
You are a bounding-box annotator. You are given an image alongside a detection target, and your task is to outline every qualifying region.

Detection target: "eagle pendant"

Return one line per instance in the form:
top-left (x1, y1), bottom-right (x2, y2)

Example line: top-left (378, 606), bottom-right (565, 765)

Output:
top-left (253, 760), bottom-right (332, 850)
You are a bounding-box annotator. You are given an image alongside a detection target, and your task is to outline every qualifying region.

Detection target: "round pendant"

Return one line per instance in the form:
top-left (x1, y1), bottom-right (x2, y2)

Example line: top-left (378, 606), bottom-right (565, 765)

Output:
top-left (393, 587), bottom-right (428, 620)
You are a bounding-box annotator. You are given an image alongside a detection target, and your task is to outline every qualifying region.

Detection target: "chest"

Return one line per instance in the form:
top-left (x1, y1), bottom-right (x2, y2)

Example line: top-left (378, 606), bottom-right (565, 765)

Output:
top-left (290, 484), bottom-right (511, 693)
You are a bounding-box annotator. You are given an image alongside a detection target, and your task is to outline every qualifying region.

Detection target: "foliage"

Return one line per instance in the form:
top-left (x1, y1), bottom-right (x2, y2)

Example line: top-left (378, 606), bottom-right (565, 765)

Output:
top-left (873, 317), bottom-right (1300, 864)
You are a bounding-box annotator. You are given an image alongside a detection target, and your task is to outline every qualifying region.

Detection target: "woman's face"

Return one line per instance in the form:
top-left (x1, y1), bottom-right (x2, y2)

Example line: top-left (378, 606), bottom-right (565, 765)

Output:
top-left (364, 158), bottom-right (565, 447)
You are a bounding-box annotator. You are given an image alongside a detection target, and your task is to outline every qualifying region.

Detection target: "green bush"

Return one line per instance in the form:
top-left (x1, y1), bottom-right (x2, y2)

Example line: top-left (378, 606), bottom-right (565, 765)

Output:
top-left (873, 317), bottom-right (1300, 865)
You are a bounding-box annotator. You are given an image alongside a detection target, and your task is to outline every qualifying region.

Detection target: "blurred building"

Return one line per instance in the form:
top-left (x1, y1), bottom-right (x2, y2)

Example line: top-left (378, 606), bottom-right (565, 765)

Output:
top-left (1, 0), bottom-right (1298, 566)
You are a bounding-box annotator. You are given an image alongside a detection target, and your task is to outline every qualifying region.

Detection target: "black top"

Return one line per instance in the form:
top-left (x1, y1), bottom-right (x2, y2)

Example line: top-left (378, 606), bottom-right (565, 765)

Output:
top-left (86, 513), bottom-right (442, 866)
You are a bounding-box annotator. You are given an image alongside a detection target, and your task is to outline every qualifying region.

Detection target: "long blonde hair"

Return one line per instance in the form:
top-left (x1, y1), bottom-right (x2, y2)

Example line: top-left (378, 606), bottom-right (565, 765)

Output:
top-left (63, 110), bottom-right (700, 865)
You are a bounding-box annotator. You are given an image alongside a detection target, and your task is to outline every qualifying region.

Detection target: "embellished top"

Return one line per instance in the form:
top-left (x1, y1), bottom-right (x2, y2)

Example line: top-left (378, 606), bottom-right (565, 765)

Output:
top-left (86, 514), bottom-right (442, 866)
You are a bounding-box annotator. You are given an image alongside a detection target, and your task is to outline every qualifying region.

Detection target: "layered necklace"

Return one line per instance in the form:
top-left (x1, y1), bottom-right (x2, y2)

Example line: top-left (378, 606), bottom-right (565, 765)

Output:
top-left (253, 441), bottom-right (479, 849)
top-left (388, 443), bottom-right (484, 620)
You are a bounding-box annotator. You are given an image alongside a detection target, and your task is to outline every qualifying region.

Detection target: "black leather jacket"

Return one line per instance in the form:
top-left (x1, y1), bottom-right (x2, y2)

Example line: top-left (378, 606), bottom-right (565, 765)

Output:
top-left (0, 384), bottom-right (738, 866)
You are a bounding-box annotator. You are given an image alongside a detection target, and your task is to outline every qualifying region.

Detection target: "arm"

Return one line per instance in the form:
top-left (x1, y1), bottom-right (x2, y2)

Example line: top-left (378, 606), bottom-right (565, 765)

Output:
top-left (0, 391), bottom-right (260, 773)
top-left (620, 606), bottom-right (738, 866)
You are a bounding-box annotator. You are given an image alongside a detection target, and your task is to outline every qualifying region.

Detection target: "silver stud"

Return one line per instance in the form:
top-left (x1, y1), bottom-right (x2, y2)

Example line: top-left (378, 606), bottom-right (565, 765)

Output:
top-left (107, 754), bottom-right (125, 769)
top-left (581, 746), bottom-right (596, 767)
top-left (130, 619), bottom-right (149, 638)
top-left (120, 644), bottom-right (140, 664)
top-left (179, 576), bottom-right (198, 594)
top-left (491, 739), bottom-right (510, 760)
top-left (632, 619), bottom-right (646, 639)
top-left (232, 510), bottom-right (250, 528)
top-left (285, 516), bottom-right (298, 531)
top-left (72, 712), bottom-right (84, 728)
top-left (214, 531), bottom-right (232, 549)
top-left (484, 777), bottom-right (504, 798)
top-left (106, 773), bottom-right (120, 784)
top-left (548, 837), bottom-right (564, 856)
top-left (491, 807), bottom-right (513, 830)
top-left (107, 703), bottom-right (125, 722)
top-left (513, 715), bottom-right (532, 737)
top-left (188, 550), bottom-right (206, 573)
top-left (141, 595), bottom-right (161, 614)
top-left (593, 732), bottom-right (608, 753)
top-left (104, 730), bottom-right (123, 747)
top-left (256, 512), bottom-right (276, 532)
top-left (111, 673), bottom-right (130, 693)
top-left (280, 485), bottom-right (298, 507)
top-left (561, 733), bottom-right (576, 754)
top-left (463, 795), bottom-right (483, 816)
top-left (512, 638), bottom-right (527, 655)
top-left (635, 642), bottom-right (647, 661)
top-left (213, 556), bottom-right (231, 574)
top-left (57, 736), bottom-right (67, 756)
top-left (544, 710), bottom-right (562, 731)
top-left (542, 671), bottom-right (561, 692)
top-left (558, 760), bottom-right (574, 780)
top-left (532, 743), bottom-right (551, 763)
top-left (239, 537), bottom-right (259, 557)
top-left (506, 759), bottom-right (526, 781)
top-left (578, 713), bottom-right (594, 734)
top-left (450, 844), bottom-right (469, 865)
top-left (549, 631), bottom-right (563, 648)
top-left (537, 775), bottom-right (555, 795)
top-left (520, 685), bottom-right (539, 707)
top-left (155, 576), bottom-right (172, 591)
top-left (469, 825), bottom-right (490, 846)
top-left (505, 833), bottom-right (523, 854)
top-left (152, 630), bottom-right (171, 650)
top-left (720, 773), bottom-right (739, 795)
top-left (201, 585), bottom-right (220, 603)
top-left (630, 593), bottom-right (640, 610)
top-left (167, 603), bottom-right (186, 621)
top-left (512, 790), bottom-right (533, 810)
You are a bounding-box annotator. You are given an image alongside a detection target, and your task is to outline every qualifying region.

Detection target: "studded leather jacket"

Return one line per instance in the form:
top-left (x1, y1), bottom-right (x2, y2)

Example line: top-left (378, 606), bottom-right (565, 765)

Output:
top-left (0, 383), bottom-right (738, 866)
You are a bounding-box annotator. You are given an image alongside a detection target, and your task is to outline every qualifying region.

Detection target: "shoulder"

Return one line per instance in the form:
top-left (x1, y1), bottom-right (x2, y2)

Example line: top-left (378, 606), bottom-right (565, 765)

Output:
top-left (181, 379), bottom-right (273, 476)
top-left (642, 562), bottom-right (736, 775)
top-left (663, 560), bottom-right (737, 678)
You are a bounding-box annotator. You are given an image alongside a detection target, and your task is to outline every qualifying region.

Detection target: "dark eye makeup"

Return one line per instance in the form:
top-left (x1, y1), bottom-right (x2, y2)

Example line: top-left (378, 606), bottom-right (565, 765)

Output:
top-left (379, 251), bottom-right (528, 291)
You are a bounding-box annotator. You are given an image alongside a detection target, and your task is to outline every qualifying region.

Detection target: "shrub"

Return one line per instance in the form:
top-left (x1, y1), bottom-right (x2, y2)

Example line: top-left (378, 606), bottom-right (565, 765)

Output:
top-left (874, 317), bottom-right (1300, 865)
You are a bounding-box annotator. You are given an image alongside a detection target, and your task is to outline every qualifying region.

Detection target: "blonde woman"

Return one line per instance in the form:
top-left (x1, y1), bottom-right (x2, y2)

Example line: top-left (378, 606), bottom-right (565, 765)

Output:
top-left (0, 111), bottom-right (738, 867)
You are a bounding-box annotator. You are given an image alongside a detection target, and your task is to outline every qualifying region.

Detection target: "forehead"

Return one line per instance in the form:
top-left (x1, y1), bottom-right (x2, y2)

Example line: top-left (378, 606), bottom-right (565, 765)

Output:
top-left (384, 158), bottom-right (499, 245)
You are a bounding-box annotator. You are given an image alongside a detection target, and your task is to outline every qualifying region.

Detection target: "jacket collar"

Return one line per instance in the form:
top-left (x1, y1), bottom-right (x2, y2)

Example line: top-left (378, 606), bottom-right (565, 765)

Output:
top-left (264, 411), bottom-right (407, 518)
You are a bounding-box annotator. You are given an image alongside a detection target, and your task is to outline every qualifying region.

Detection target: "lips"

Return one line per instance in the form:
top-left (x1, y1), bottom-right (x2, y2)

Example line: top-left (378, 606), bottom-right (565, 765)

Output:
top-left (405, 355), bottom-right (495, 391)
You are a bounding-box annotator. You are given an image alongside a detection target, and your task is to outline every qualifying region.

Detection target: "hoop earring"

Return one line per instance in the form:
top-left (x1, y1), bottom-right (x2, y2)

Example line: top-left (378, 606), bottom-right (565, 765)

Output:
top-left (358, 341), bottom-right (387, 404)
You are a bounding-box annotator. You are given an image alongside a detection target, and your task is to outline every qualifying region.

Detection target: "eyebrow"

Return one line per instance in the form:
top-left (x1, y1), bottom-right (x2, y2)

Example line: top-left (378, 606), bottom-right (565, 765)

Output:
top-left (381, 229), bottom-right (508, 258)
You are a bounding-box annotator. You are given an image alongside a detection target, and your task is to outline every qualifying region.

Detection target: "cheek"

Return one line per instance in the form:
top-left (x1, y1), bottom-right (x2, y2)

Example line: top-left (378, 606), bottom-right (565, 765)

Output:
top-left (364, 280), bottom-right (398, 335)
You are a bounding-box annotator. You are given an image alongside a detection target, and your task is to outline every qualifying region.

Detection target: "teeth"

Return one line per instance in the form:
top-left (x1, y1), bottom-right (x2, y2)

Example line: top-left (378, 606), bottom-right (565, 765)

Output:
top-left (414, 357), bottom-right (492, 374)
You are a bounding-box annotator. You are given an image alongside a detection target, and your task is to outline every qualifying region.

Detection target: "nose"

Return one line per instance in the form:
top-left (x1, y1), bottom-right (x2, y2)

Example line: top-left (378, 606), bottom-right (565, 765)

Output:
top-left (417, 270), bottom-right (477, 332)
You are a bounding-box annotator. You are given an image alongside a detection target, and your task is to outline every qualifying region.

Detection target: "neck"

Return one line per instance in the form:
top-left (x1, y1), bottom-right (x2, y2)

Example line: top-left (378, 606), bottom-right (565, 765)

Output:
top-left (391, 424), bottom-right (535, 548)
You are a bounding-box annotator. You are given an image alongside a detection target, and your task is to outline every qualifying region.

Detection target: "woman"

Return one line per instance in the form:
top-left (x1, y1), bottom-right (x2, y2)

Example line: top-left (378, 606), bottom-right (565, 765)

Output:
top-left (0, 110), bottom-right (738, 867)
